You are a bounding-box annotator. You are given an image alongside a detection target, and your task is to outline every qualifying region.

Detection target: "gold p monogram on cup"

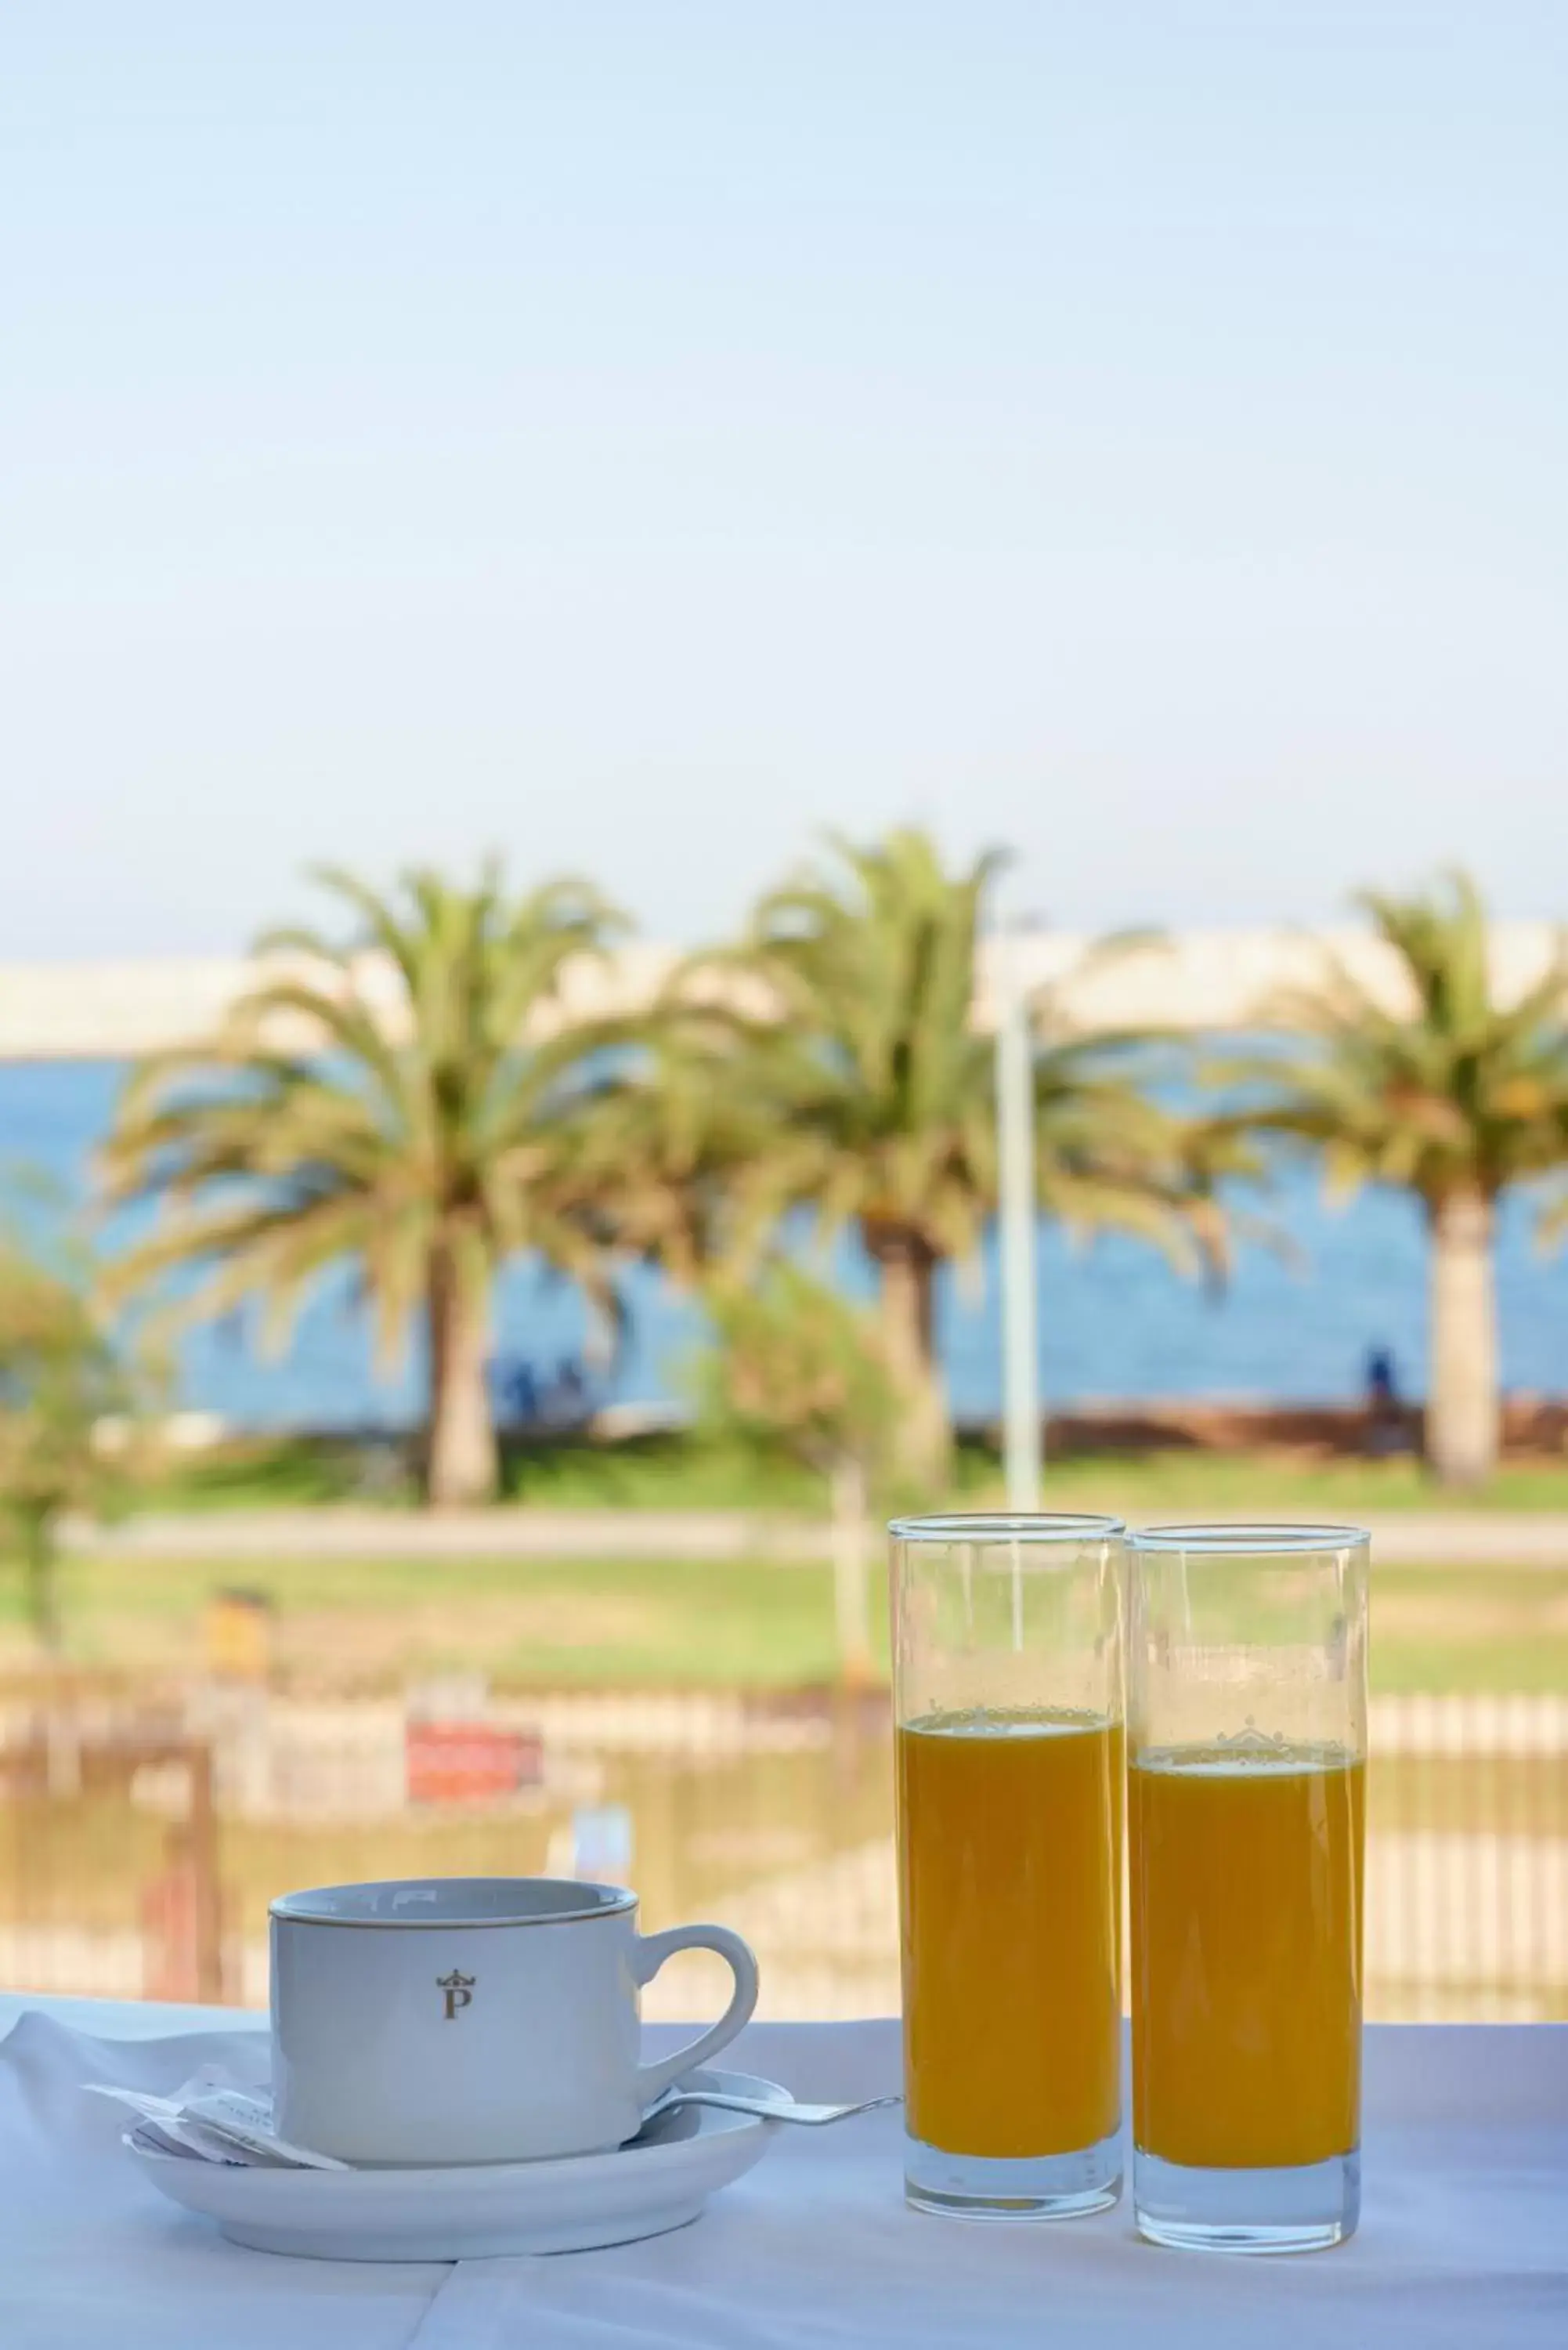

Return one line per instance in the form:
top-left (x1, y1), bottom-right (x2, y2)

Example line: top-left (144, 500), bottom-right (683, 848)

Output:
top-left (439, 1969), bottom-right (475, 2020)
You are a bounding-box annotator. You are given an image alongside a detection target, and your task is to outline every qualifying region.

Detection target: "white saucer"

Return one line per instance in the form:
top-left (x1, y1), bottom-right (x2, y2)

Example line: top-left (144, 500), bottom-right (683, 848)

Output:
top-left (126, 2066), bottom-right (785, 2261)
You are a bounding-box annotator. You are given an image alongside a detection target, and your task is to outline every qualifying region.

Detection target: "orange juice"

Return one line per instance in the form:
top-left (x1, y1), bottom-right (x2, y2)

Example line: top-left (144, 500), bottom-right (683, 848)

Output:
top-left (897, 1710), bottom-right (1122, 2158)
top-left (1130, 1745), bottom-right (1364, 2171)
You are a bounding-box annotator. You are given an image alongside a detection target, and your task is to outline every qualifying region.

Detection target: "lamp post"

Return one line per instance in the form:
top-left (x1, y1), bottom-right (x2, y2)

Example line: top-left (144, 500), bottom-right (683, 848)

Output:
top-left (995, 916), bottom-right (1041, 1509)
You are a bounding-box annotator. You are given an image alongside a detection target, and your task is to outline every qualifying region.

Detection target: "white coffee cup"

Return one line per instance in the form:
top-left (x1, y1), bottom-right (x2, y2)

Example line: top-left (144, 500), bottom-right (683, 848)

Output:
top-left (269, 1876), bottom-right (760, 2166)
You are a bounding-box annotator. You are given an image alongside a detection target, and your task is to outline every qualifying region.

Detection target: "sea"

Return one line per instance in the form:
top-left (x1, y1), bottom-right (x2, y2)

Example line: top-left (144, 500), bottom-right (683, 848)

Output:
top-left (3, 1060), bottom-right (1565, 1430)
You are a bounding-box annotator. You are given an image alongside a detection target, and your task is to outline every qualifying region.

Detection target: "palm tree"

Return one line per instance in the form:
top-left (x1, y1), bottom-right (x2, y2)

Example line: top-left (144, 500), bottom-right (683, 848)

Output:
top-left (689, 829), bottom-right (1227, 1481)
top-left (1236, 871), bottom-right (1568, 1487)
top-left (565, 1003), bottom-right (779, 1289)
top-left (100, 863), bottom-right (629, 1506)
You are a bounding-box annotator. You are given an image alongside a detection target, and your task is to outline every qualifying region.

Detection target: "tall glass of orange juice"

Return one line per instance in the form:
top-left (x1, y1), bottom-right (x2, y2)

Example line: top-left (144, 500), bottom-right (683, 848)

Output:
top-left (891, 1513), bottom-right (1125, 2219)
top-left (1127, 1522), bottom-right (1369, 2254)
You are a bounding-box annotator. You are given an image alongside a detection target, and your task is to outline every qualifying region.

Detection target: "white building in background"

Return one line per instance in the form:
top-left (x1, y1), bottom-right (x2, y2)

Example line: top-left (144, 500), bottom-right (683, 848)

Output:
top-left (0, 924), bottom-right (1560, 1060)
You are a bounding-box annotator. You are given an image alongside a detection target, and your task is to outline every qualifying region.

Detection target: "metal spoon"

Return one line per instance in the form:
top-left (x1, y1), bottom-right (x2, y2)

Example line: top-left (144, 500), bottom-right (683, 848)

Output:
top-left (647, 2086), bottom-right (901, 2127)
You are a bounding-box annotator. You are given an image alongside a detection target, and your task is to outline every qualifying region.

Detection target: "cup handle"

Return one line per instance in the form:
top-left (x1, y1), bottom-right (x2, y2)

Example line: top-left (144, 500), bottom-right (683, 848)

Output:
top-left (631, 1923), bottom-right (761, 2105)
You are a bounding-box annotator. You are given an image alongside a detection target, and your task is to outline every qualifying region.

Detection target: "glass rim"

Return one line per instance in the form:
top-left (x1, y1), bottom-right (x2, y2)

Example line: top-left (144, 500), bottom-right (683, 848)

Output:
top-left (887, 1510), bottom-right (1125, 1545)
top-left (1126, 1520), bottom-right (1370, 1554)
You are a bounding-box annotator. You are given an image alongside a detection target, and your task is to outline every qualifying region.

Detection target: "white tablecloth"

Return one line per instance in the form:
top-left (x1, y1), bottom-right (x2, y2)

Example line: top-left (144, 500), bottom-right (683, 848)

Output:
top-left (1, 1994), bottom-right (1563, 2349)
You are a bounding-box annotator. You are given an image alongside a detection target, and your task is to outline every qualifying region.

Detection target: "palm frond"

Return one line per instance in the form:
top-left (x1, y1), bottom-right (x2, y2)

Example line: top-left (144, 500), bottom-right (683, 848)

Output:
top-left (102, 860), bottom-right (641, 1396)
top-left (682, 825), bottom-right (1229, 1282)
top-left (1223, 871), bottom-right (1568, 1211)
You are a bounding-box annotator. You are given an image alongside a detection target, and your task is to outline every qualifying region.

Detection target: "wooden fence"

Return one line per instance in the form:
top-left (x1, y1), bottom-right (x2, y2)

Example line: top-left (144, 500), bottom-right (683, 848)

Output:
top-left (0, 1684), bottom-right (1563, 2021)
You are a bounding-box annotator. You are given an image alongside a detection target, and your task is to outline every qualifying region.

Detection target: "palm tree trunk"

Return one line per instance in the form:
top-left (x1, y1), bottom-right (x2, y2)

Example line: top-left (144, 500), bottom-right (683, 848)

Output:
top-left (425, 1249), bottom-right (498, 1506)
top-left (828, 1453), bottom-right (874, 1686)
top-left (1425, 1191), bottom-right (1499, 1488)
top-left (868, 1227), bottom-right (950, 1485)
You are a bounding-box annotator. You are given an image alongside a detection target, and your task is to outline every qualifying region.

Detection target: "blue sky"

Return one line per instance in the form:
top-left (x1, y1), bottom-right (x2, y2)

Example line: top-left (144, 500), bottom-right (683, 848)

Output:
top-left (2, 3), bottom-right (1563, 957)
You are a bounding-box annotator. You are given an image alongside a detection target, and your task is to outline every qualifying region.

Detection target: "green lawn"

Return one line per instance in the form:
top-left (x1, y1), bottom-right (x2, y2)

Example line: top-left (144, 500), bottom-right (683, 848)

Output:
top-left (1367, 1567), bottom-right (1568, 1694)
top-left (5, 1549), bottom-right (845, 1687)
top-left (1010, 1451), bottom-right (1568, 1517)
top-left (5, 1548), bottom-right (1566, 1696)
top-left (141, 1429), bottom-right (1568, 1518)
